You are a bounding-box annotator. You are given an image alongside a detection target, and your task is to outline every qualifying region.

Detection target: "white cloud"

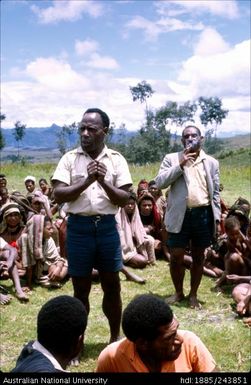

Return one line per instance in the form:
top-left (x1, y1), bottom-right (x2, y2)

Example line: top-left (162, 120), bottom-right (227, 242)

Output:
top-left (74, 39), bottom-right (119, 70)
top-left (26, 57), bottom-right (91, 90)
top-left (1, 60), bottom-right (136, 130)
top-left (156, 0), bottom-right (240, 19)
top-left (84, 53), bottom-right (119, 70)
top-left (31, 0), bottom-right (103, 24)
top-left (194, 28), bottom-right (230, 56)
top-left (125, 15), bottom-right (204, 41)
top-left (165, 38), bottom-right (250, 134)
top-left (125, 16), bottom-right (161, 41)
top-left (176, 39), bottom-right (250, 98)
top-left (75, 39), bottom-right (99, 56)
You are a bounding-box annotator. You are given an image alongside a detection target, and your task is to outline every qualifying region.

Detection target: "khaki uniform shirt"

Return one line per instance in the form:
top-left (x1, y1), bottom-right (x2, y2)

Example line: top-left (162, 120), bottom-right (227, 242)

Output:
top-left (52, 146), bottom-right (132, 216)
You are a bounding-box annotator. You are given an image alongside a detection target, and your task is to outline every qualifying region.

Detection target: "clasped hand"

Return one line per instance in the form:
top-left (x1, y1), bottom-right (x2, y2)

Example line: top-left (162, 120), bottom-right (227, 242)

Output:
top-left (87, 160), bottom-right (107, 184)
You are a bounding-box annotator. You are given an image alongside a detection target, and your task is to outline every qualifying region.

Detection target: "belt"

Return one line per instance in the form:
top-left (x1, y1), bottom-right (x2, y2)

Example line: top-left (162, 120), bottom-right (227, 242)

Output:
top-left (68, 213), bottom-right (114, 226)
top-left (186, 205), bottom-right (211, 211)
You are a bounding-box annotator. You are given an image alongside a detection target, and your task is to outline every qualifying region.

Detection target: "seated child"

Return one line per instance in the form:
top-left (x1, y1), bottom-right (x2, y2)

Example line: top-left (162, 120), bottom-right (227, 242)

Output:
top-left (216, 217), bottom-right (251, 288)
top-left (116, 191), bottom-right (155, 268)
top-left (18, 215), bottom-right (68, 289)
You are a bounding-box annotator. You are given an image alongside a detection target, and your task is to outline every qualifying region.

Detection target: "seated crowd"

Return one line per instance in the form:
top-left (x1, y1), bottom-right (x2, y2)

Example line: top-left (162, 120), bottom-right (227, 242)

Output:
top-left (0, 172), bottom-right (250, 372)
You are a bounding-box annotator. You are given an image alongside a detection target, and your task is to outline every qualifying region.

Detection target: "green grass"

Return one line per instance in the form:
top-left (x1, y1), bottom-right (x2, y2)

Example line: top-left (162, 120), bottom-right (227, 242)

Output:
top-left (1, 263), bottom-right (250, 372)
top-left (0, 151), bottom-right (250, 372)
top-left (2, 149), bottom-right (250, 206)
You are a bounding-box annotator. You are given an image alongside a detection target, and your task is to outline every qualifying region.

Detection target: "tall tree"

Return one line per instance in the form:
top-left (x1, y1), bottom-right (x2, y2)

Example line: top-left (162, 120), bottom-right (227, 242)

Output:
top-left (56, 122), bottom-right (77, 155)
top-left (198, 96), bottom-right (228, 135)
top-left (198, 96), bottom-right (228, 154)
top-left (13, 120), bottom-right (26, 158)
top-left (130, 80), bottom-right (155, 118)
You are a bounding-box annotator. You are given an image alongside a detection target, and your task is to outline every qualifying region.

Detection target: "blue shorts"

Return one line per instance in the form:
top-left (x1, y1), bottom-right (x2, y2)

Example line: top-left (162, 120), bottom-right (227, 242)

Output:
top-left (168, 206), bottom-right (214, 249)
top-left (66, 214), bottom-right (122, 277)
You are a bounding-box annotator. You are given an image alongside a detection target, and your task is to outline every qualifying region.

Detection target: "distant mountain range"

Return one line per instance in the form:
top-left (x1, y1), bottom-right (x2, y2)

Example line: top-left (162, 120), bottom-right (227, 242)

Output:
top-left (1, 124), bottom-right (137, 149)
top-left (1, 124), bottom-right (250, 150)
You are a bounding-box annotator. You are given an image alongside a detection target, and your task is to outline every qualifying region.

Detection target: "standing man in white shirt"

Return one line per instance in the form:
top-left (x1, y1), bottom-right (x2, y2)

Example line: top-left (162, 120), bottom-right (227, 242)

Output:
top-left (52, 108), bottom-right (132, 344)
top-left (155, 125), bottom-right (221, 309)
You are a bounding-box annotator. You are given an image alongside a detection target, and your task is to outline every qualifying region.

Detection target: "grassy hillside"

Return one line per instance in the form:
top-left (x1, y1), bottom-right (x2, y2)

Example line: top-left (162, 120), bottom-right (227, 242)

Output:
top-left (222, 134), bottom-right (250, 150)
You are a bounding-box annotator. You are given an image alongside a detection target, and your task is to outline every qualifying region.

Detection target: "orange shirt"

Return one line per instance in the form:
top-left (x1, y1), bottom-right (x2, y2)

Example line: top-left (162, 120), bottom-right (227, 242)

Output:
top-left (96, 330), bottom-right (216, 372)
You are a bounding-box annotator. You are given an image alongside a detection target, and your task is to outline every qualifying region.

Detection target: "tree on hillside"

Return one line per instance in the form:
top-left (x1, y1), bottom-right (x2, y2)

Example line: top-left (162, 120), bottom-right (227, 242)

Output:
top-left (0, 114), bottom-right (6, 151)
top-left (198, 96), bottom-right (228, 154)
top-left (127, 108), bottom-right (171, 164)
top-left (56, 122), bottom-right (77, 155)
top-left (0, 114), bottom-right (6, 167)
top-left (13, 120), bottom-right (26, 158)
top-left (130, 80), bottom-right (155, 119)
top-left (198, 96), bottom-right (228, 134)
top-left (154, 100), bottom-right (197, 129)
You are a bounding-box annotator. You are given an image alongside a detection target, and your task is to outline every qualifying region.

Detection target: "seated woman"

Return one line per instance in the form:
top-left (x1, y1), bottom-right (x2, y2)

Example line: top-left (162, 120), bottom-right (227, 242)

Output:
top-left (39, 178), bottom-right (53, 199)
top-left (0, 202), bottom-right (25, 246)
top-left (116, 191), bottom-right (155, 268)
top-left (18, 215), bottom-right (68, 290)
top-left (138, 192), bottom-right (165, 258)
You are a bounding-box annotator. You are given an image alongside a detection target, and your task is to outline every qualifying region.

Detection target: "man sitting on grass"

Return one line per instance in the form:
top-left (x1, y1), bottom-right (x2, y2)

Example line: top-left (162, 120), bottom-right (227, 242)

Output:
top-left (12, 295), bottom-right (87, 372)
top-left (96, 293), bottom-right (216, 372)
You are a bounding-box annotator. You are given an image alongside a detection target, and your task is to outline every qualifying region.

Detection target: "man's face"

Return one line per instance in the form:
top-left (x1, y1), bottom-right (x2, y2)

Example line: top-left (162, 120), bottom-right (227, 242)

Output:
top-left (148, 318), bottom-right (183, 362)
top-left (79, 112), bottom-right (107, 155)
top-left (181, 127), bottom-right (202, 152)
top-left (139, 199), bottom-right (153, 216)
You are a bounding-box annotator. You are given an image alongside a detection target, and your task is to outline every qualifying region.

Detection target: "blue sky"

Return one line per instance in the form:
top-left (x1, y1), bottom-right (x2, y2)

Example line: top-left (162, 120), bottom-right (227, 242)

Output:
top-left (1, 0), bottom-right (250, 136)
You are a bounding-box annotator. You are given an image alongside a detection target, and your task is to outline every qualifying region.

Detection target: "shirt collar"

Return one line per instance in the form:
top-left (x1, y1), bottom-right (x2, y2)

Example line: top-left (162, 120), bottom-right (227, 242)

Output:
top-left (32, 340), bottom-right (68, 372)
top-left (76, 144), bottom-right (108, 160)
top-left (192, 148), bottom-right (206, 165)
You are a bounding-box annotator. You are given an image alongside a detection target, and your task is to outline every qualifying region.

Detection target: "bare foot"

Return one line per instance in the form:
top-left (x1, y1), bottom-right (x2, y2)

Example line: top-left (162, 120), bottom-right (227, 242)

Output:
top-left (166, 293), bottom-right (185, 304)
top-left (188, 296), bottom-right (202, 310)
top-left (16, 291), bottom-right (29, 302)
top-left (124, 271), bottom-right (146, 284)
top-left (22, 287), bottom-right (32, 293)
top-left (0, 293), bottom-right (11, 305)
top-left (243, 317), bottom-right (251, 327)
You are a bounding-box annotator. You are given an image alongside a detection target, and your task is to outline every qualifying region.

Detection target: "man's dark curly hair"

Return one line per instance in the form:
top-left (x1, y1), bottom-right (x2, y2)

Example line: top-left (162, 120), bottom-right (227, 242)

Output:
top-left (84, 108), bottom-right (110, 128)
top-left (37, 295), bottom-right (87, 355)
top-left (122, 294), bottom-right (173, 342)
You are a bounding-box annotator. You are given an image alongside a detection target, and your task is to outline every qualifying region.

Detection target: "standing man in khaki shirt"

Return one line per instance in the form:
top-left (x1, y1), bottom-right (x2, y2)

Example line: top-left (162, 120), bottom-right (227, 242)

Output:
top-left (52, 108), bottom-right (132, 347)
top-left (155, 125), bottom-right (221, 309)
